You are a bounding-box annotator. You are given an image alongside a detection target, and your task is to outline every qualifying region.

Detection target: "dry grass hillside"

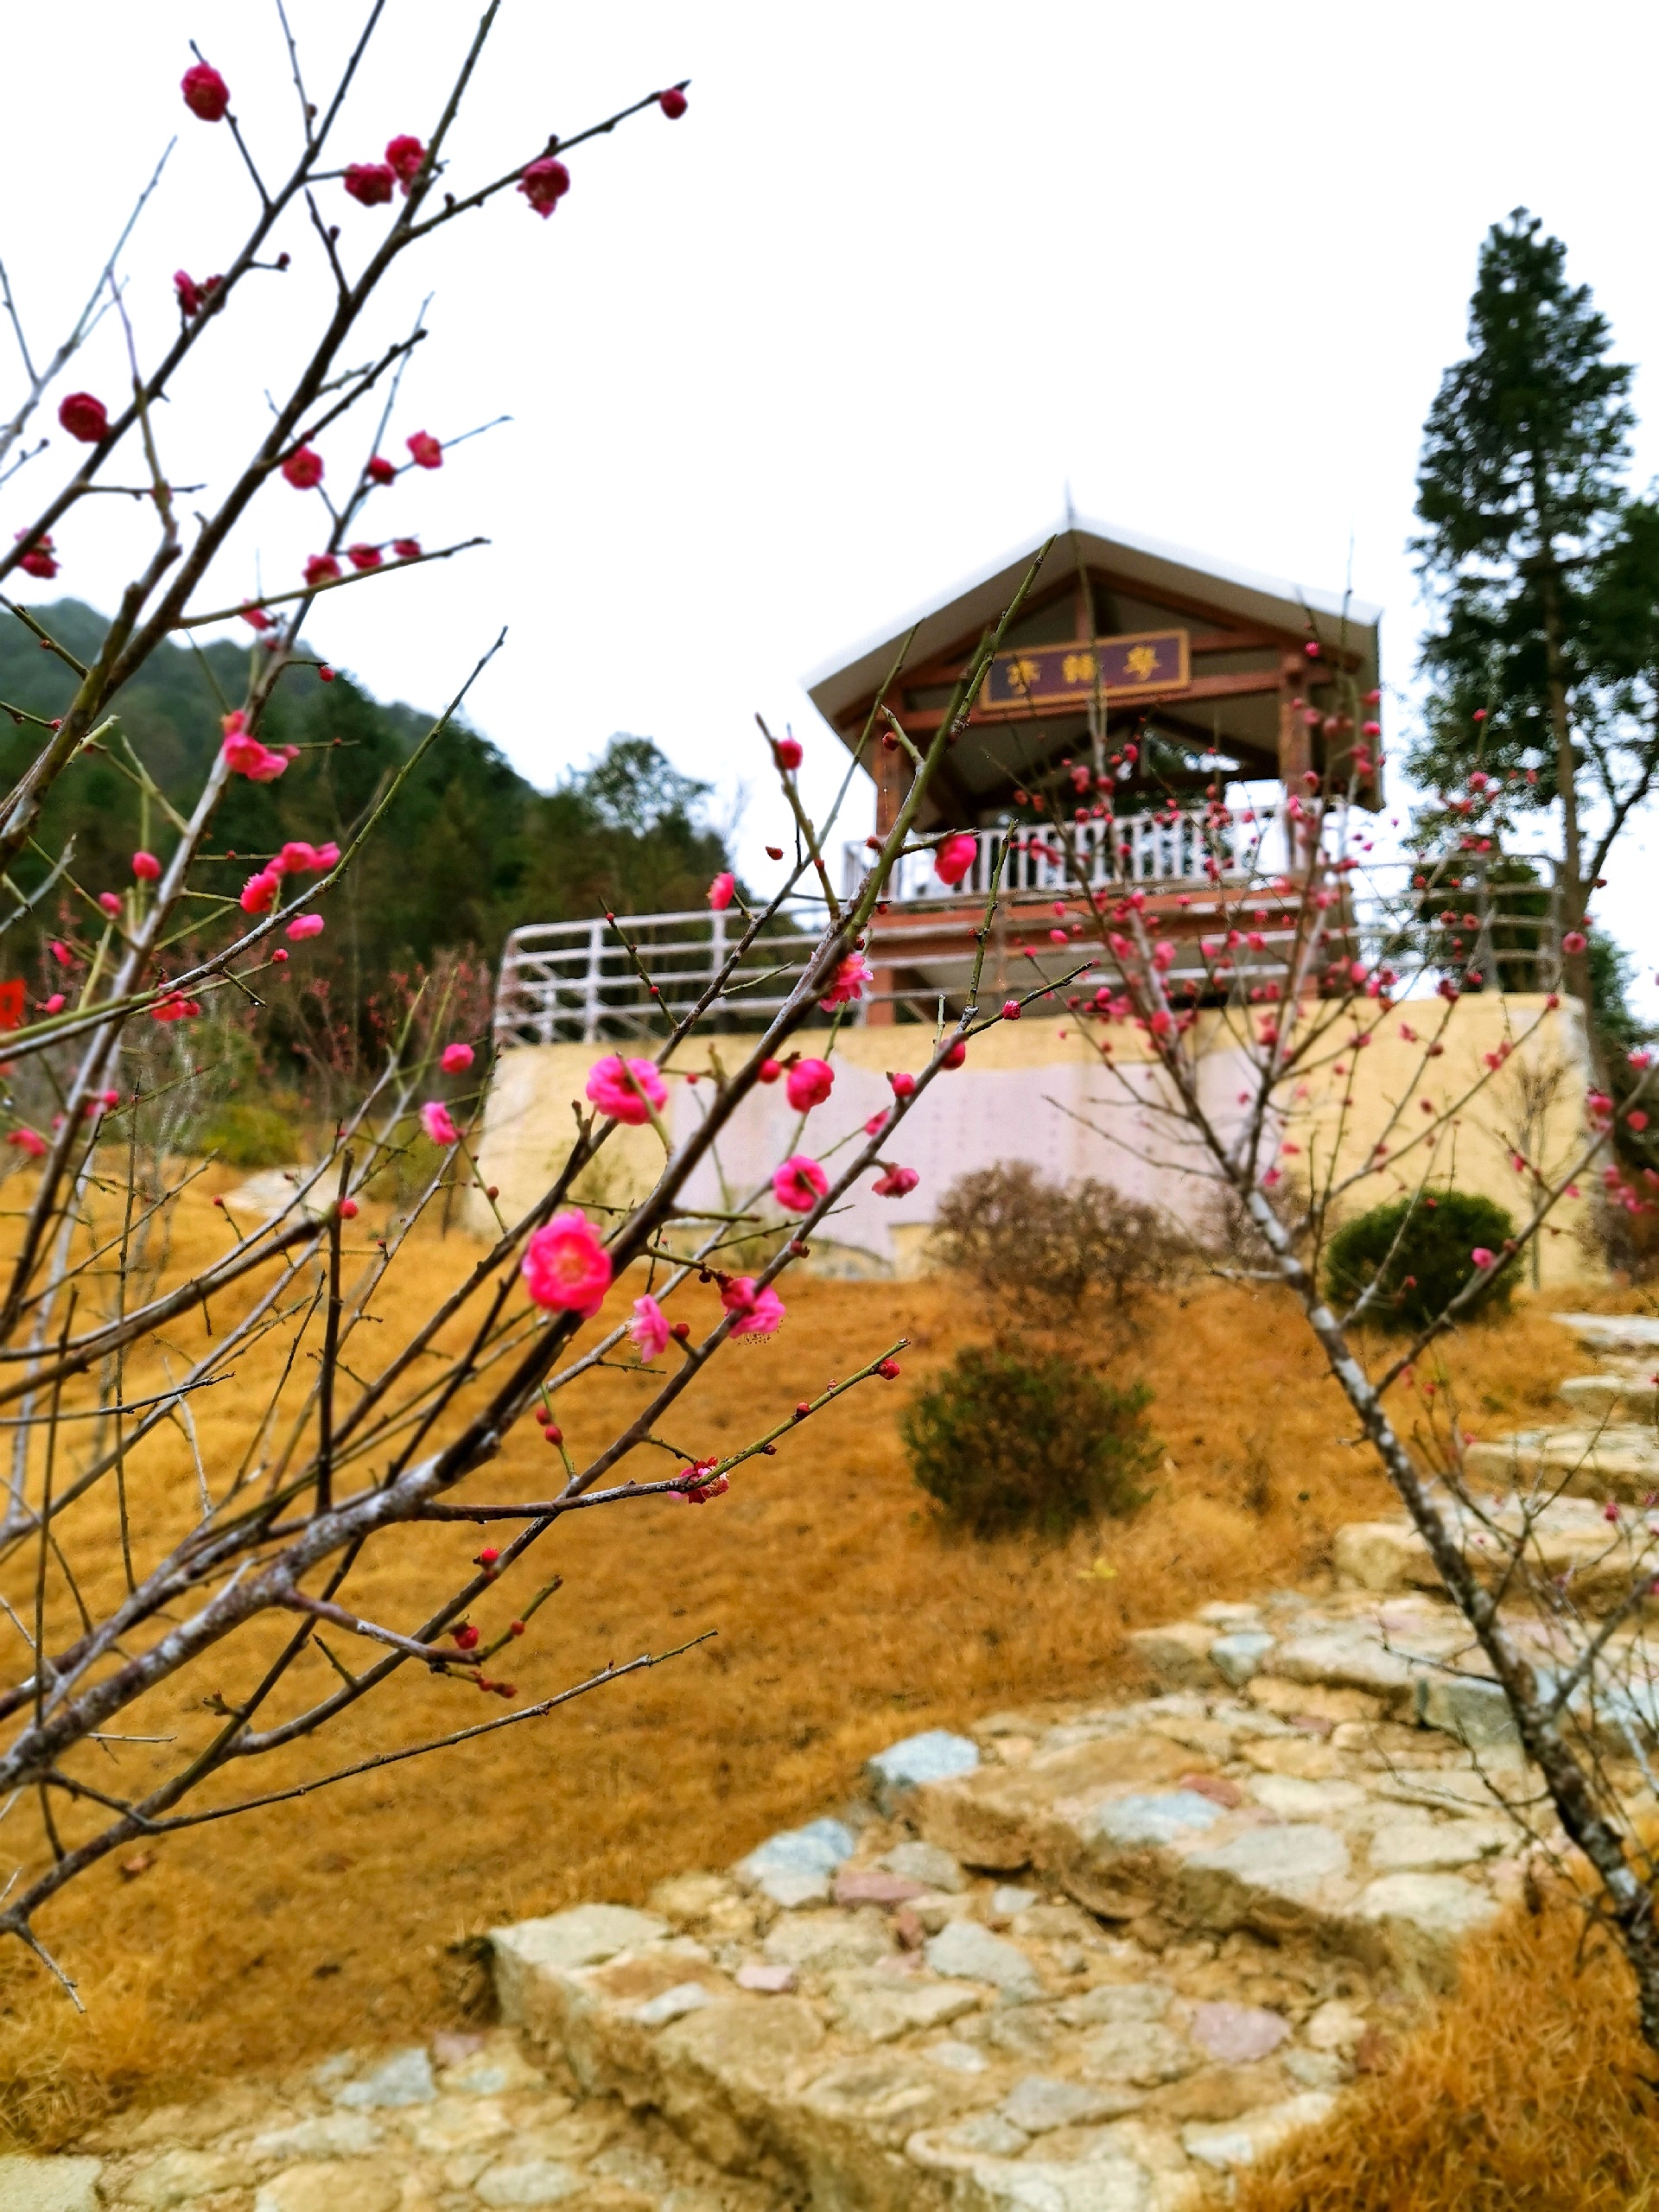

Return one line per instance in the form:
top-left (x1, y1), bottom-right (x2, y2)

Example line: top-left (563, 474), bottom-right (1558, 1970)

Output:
top-left (0, 1179), bottom-right (1651, 2206)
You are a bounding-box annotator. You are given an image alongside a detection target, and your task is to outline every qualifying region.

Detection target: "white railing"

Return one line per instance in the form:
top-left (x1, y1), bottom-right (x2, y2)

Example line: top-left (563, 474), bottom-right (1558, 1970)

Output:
top-left (492, 849), bottom-right (1566, 1049)
top-left (842, 809), bottom-right (1270, 901)
top-left (495, 910), bottom-right (821, 1047)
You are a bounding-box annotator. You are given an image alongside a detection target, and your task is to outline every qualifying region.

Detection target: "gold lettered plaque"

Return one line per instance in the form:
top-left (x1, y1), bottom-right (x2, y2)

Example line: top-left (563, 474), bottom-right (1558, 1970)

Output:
top-left (984, 630), bottom-right (1190, 714)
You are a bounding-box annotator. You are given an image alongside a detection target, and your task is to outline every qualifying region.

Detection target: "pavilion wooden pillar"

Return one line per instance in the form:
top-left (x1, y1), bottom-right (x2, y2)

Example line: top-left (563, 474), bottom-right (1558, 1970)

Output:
top-left (866, 747), bottom-right (912, 1027)
top-left (1277, 649), bottom-right (1312, 787)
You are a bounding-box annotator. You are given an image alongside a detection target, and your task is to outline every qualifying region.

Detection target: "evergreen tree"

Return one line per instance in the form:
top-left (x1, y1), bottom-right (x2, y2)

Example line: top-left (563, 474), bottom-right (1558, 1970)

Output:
top-left (1412, 209), bottom-right (1642, 980)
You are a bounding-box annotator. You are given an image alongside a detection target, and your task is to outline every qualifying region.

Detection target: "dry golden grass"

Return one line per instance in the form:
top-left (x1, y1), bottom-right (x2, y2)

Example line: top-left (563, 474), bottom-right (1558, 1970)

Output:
top-left (0, 1192), bottom-right (1624, 2168)
top-left (1237, 1892), bottom-right (1659, 2212)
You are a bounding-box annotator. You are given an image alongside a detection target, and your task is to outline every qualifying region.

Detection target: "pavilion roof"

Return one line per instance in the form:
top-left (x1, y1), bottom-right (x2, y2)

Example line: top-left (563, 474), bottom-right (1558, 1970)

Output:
top-left (803, 515), bottom-right (1382, 751)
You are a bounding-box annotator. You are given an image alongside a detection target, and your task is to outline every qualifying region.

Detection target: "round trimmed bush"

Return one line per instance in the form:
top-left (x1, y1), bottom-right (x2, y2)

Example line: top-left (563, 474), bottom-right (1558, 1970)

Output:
top-left (901, 1342), bottom-right (1160, 1540)
top-left (1323, 1189), bottom-right (1519, 1332)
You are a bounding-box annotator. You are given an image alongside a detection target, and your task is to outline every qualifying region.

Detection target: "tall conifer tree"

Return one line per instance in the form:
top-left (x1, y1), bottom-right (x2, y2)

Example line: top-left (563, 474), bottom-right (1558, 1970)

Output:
top-left (1412, 209), bottom-right (1637, 969)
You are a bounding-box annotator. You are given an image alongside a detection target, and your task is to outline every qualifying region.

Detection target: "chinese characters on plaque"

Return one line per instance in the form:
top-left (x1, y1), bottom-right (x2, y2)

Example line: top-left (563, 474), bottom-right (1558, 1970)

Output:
top-left (984, 629), bottom-right (1190, 713)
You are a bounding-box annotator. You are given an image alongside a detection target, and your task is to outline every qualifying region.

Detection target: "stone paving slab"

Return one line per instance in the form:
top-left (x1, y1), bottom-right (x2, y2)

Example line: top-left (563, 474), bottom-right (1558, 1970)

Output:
top-left (1464, 1425), bottom-right (1659, 1499)
top-left (48, 2028), bottom-right (789, 2210)
top-left (1560, 1373), bottom-right (1659, 1418)
top-left (1554, 1313), bottom-right (1659, 1354)
top-left (1335, 1493), bottom-right (1646, 1611)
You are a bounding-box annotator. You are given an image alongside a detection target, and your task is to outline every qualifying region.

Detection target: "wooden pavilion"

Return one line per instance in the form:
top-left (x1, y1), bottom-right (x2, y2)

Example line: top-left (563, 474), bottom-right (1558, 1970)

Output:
top-left (804, 518), bottom-right (1382, 1023)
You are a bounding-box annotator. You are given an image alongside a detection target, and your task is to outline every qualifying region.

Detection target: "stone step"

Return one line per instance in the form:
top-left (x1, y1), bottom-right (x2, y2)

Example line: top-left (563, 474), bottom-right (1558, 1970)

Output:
top-left (1336, 1493), bottom-right (1649, 1614)
top-left (27, 2024), bottom-right (793, 2212)
top-left (1554, 1312), bottom-right (1659, 1355)
top-left (1560, 1374), bottom-right (1659, 1418)
top-left (487, 1839), bottom-right (1389, 2212)
top-left (1463, 1425), bottom-right (1659, 1500)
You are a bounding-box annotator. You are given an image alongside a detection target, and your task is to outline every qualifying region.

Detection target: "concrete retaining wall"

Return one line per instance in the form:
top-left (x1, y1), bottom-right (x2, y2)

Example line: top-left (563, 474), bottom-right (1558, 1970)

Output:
top-left (468, 994), bottom-right (1598, 1286)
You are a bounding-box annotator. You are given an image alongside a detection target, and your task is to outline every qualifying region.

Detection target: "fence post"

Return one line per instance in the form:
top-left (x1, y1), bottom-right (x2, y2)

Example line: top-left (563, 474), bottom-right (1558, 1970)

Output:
top-left (582, 918), bottom-right (604, 1043)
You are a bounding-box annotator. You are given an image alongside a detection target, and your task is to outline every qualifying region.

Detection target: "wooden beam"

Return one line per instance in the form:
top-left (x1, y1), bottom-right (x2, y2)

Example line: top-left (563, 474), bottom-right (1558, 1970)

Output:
top-left (892, 667), bottom-right (1283, 734)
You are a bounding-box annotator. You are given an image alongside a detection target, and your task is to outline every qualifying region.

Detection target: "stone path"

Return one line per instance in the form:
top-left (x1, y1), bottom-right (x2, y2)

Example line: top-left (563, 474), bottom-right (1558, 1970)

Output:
top-left (1465, 1309), bottom-right (1659, 1497)
top-left (12, 1305), bottom-right (1657, 2212)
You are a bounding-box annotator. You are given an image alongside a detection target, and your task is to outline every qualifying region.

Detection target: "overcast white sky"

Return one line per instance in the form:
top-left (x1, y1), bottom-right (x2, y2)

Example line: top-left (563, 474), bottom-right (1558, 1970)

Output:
top-left (4, 3), bottom-right (1659, 997)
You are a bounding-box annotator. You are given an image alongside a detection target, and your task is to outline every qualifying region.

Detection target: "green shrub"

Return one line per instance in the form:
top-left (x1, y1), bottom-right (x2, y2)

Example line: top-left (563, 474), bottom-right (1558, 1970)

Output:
top-left (1323, 1189), bottom-right (1520, 1332)
top-left (901, 1342), bottom-right (1160, 1540)
top-left (184, 1102), bottom-right (298, 1169)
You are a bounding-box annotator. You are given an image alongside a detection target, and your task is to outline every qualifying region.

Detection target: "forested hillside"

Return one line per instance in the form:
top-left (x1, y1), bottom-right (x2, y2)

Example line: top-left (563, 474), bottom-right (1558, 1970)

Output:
top-left (0, 601), bottom-right (733, 991)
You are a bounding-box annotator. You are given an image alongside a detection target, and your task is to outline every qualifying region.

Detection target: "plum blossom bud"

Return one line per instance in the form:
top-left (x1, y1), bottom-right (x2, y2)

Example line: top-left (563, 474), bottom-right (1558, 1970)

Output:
top-left (346, 543), bottom-right (382, 570)
top-left (1563, 930), bottom-right (1588, 955)
top-left (282, 447), bottom-right (323, 490)
top-left (658, 87), bottom-right (689, 118)
top-left (1001, 999), bottom-right (1021, 1020)
top-left (304, 553), bottom-right (340, 586)
top-left (98, 892), bottom-right (121, 916)
top-left (366, 455), bottom-right (396, 485)
top-left (181, 62), bottom-right (230, 121)
top-left (16, 533), bottom-right (58, 578)
top-left (889, 1071), bottom-right (916, 1098)
top-left (385, 134), bottom-right (427, 190)
top-left (441, 1042), bottom-right (475, 1074)
top-left (708, 871), bottom-right (735, 910)
top-left (1471, 1246), bottom-right (1497, 1269)
top-left (57, 392), bottom-right (108, 443)
top-left (776, 736), bottom-right (803, 770)
top-left (406, 430), bottom-right (443, 469)
top-left (131, 851), bottom-right (162, 882)
top-left (518, 156), bottom-right (572, 217)
top-left (758, 1058), bottom-right (781, 1083)
top-left (943, 1039), bottom-right (967, 1069)
top-left (392, 537), bottom-right (422, 560)
top-left (286, 913), bottom-right (325, 940)
top-left (345, 162), bottom-right (395, 206)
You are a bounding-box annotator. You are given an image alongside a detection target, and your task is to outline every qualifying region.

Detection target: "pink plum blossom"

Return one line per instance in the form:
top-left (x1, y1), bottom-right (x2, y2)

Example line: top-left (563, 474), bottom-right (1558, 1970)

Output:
top-left (630, 1294), bottom-right (671, 1359)
top-left (522, 1211), bottom-right (613, 1315)
top-left (872, 1165), bottom-right (919, 1198)
top-left (7, 1128), bottom-right (46, 1158)
top-left (772, 1154), bottom-right (828, 1212)
top-left (1471, 1246), bottom-right (1497, 1269)
top-left (240, 869), bottom-right (282, 915)
top-left (785, 1058), bottom-right (834, 1111)
top-left (933, 832), bottom-right (978, 887)
top-left (586, 1053), bottom-right (668, 1125)
top-left (721, 1277), bottom-right (785, 1337)
top-left (442, 1042), bottom-right (475, 1074)
top-left (286, 913), bottom-right (325, 939)
top-left (820, 952), bottom-right (874, 1011)
top-left (421, 1100), bottom-right (461, 1146)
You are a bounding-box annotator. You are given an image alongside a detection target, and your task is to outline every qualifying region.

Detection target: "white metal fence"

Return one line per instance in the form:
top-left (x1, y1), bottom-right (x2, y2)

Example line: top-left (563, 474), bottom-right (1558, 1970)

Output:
top-left (842, 810), bottom-right (1262, 901)
top-left (492, 823), bottom-right (1564, 1048)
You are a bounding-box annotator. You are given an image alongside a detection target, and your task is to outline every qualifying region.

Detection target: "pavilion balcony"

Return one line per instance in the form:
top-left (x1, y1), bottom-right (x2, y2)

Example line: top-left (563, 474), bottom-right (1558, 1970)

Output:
top-left (840, 807), bottom-right (1264, 902)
